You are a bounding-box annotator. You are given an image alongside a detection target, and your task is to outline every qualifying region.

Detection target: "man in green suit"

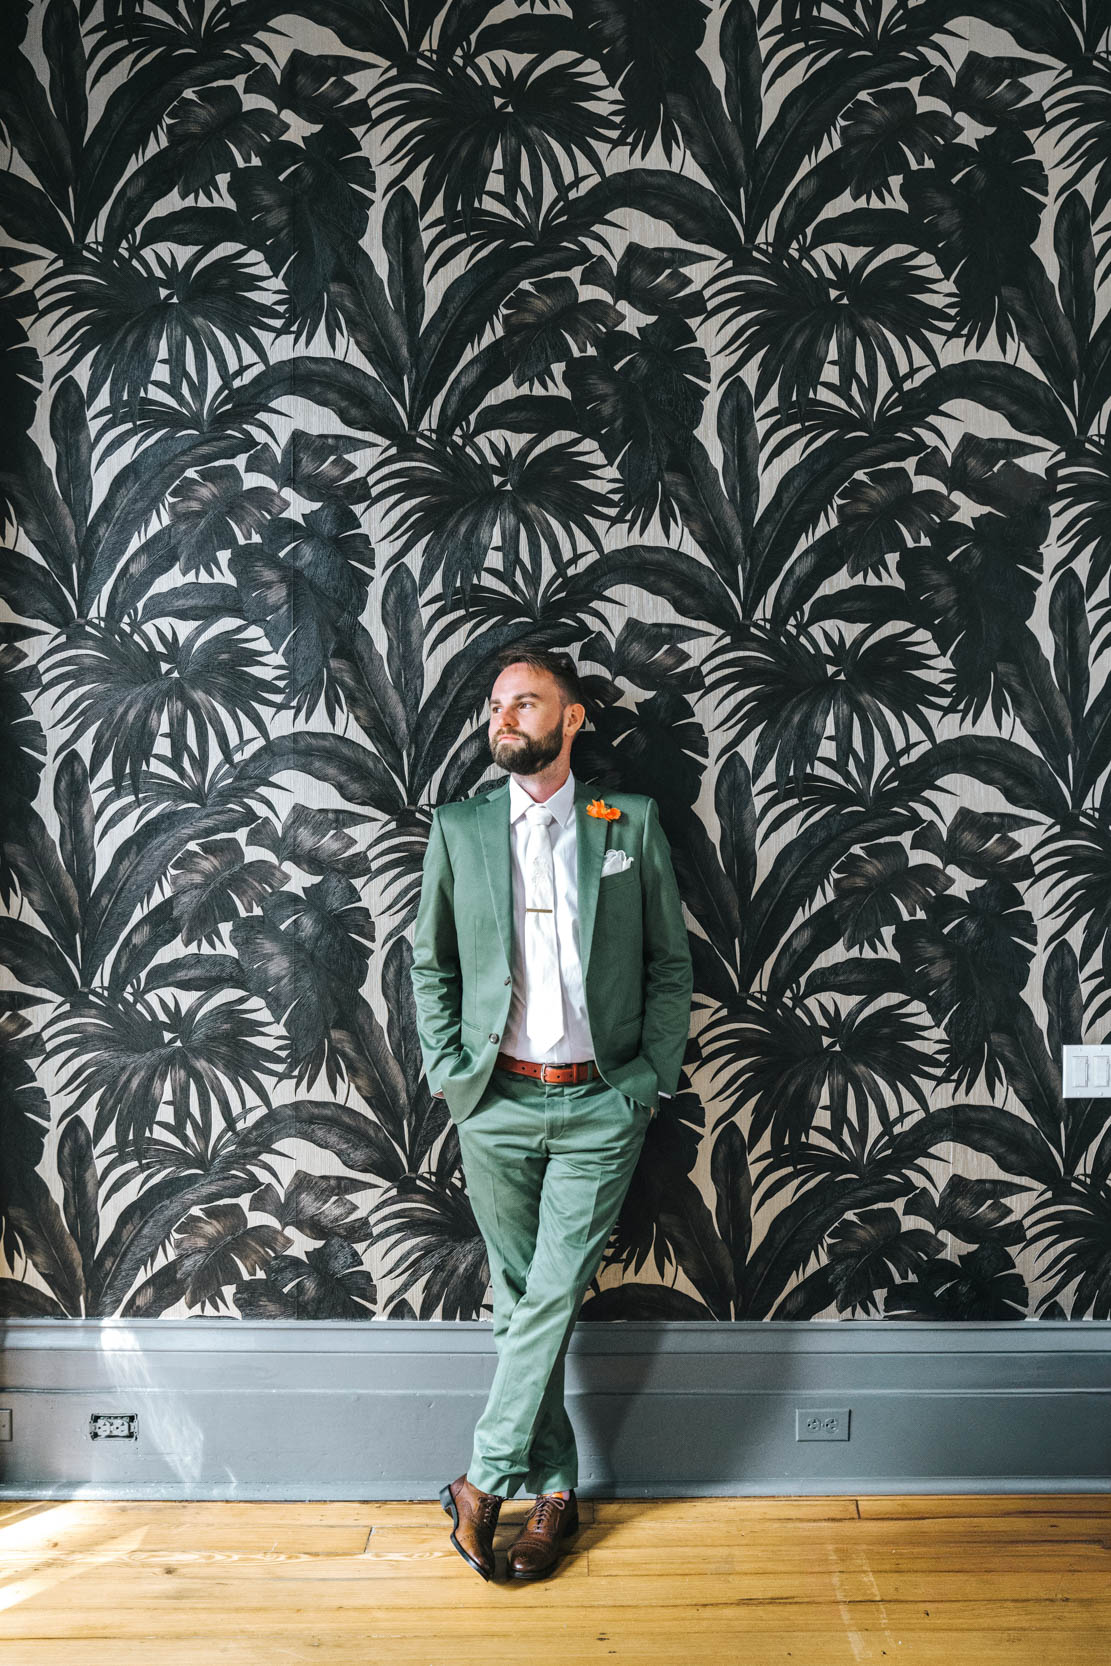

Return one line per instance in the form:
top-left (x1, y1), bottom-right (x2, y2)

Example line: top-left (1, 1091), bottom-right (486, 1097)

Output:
top-left (410, 648), bottom-right (692, 1581)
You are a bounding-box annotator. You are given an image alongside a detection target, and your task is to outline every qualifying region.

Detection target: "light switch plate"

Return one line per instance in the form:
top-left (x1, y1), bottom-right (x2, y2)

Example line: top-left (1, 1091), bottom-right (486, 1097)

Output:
top-left (1062, 1046), bottom-right (1111, 1097)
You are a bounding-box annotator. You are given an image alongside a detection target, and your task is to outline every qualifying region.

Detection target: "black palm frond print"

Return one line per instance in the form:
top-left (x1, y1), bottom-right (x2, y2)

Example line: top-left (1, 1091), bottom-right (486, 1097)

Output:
top-left (1, 0), bottom-right (1109, 1323)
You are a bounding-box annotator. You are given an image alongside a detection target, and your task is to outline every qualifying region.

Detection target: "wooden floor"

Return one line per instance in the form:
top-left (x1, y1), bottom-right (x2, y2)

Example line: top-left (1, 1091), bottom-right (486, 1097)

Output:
top-left (0, 1493), bottom-right (1109, 1663)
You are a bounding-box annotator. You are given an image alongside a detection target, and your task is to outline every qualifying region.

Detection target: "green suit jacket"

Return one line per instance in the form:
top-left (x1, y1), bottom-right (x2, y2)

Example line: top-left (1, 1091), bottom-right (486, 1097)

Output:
top-left (410, 775), bottom-right (693, 1124)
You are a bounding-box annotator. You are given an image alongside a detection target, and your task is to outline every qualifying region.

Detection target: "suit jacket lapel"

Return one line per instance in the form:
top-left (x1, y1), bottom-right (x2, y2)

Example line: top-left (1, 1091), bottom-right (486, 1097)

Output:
top-left (574, 777), bottom-right (607, 978)
top-left (476, 782), bottom-right (512, 969)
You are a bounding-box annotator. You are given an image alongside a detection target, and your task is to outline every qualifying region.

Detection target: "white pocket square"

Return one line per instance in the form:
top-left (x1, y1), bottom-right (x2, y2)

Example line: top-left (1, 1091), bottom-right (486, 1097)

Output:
top-left (602, 849), bottom-right (635, 876)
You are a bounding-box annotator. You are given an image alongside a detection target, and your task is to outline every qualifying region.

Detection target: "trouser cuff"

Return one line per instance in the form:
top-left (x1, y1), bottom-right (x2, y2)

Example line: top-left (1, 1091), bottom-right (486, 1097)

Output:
top-left (466, 1462), bottom-right (524, 1498)
top-left (526, 1472), bottom-right (577, 1495)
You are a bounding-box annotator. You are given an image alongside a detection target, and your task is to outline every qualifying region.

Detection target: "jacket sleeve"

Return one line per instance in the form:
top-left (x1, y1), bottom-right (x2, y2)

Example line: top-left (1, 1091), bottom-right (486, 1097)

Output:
top-left (410, 807), bottom-right (463, 1096)
top-left (639, 797), bottom-right (693, 1096)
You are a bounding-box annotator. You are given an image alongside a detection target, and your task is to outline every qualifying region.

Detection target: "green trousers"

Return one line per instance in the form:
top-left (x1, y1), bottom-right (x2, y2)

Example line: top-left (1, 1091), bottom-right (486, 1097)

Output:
top-left (455, 1065), bottom-right (652, 1498)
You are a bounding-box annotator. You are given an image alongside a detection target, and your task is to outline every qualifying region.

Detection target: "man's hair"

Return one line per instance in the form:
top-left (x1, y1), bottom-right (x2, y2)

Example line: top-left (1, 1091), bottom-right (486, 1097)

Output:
top-left (490, 647), bottom-right (586, 711)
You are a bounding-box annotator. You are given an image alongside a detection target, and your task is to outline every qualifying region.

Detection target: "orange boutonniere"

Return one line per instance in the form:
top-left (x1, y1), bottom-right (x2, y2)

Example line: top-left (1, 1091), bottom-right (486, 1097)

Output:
top-left (587, 797), bottom-right (621, 821)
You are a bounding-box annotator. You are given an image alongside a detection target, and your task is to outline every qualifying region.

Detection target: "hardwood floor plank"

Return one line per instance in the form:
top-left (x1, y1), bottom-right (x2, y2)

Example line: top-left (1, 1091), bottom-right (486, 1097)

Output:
top-left (5, 1577), bottom-right (1111, 1628)
top-left (590, 1496), bottom-right (860, 1521)
top-left (7, 1541), bottom-right (1107, 1576)
top-left (369, 1525), bottom-right (1111, 1559)
top-left (0, 1526), bottom-right (370, 1557)
top-left (4, 1632), bottom-right (1109, 1666)
top-left (589, 1500), bottom-right (1111, 1533)
top-left (856, 1495), bottom-right (1111, 1519)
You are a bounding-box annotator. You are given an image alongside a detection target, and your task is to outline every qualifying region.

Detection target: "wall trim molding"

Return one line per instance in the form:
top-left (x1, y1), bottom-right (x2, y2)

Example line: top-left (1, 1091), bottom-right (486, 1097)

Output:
top-left (2, 1319), bottom-right (1109, 1499)
top-left (8, 1316), bottom-right (1111, 1350)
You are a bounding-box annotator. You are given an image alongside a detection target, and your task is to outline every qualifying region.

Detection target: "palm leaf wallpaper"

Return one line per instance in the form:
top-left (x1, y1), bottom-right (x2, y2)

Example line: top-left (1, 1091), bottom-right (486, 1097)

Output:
top-left (2, 0), bottom-right (1111, 1326)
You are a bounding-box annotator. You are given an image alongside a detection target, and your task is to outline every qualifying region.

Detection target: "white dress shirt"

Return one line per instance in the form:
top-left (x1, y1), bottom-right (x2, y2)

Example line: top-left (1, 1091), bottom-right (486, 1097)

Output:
top-left (501, 769), bottom-right (593, 1063)
top-left (497, 769), bottom-right (672, 1098)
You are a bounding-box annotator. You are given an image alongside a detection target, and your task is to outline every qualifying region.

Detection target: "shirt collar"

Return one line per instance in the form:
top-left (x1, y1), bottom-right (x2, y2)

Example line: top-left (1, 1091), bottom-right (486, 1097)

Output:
top-left (509, 768), bottom-right (577, 827)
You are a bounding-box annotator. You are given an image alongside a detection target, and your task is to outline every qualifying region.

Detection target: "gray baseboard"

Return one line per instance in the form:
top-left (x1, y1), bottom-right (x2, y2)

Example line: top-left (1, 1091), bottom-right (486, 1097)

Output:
top-left (1, 1319), bottom-right (1109, 1499)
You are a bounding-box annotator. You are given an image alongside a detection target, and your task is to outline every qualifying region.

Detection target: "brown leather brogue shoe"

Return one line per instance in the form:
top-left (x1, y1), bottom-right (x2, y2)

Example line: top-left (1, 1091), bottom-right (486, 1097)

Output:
top-left (439, 1474), bottom-right (504, 1580)
top-left (506, 1489), bottom-right (579, 1580)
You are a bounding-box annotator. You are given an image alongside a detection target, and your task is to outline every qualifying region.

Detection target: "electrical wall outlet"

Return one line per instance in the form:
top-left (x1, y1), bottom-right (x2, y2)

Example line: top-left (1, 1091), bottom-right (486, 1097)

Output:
top-left (89, 1413), bottom-right (137, 1440)
top-left (796, 1407), bottom-right (850, 1441)
top-left (0, 1409), bottom-right (11, 1441)
top-left (1062, 1046), bottom-right (1111, 1097)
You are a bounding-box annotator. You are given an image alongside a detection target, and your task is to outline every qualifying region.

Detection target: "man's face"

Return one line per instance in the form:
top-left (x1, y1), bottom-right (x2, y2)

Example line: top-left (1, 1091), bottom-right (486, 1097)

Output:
top-left (488, 664), bottom-right (578, 775)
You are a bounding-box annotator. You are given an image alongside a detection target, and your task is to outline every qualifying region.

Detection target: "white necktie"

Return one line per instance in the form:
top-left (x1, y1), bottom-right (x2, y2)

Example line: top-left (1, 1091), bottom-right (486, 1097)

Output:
top-left (522, 803), bottom-right (565, 1055)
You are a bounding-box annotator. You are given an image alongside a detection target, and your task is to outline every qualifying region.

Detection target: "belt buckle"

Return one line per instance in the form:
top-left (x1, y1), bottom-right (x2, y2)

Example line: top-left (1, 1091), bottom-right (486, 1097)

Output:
top-left (538, 1061), bottom-right (591, 1084)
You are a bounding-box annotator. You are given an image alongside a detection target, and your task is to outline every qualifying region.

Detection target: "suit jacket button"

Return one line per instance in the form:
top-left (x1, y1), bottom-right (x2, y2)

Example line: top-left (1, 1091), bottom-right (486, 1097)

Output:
top-left (489, 1032), bottom-right (499, 1044)
top-left (504, 975), bottom-right (511, 985)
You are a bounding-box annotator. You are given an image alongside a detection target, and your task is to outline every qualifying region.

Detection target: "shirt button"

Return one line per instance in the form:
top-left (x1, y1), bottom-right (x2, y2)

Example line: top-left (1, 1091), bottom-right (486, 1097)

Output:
top-left (489, 1032), bottom-right (499, 1043)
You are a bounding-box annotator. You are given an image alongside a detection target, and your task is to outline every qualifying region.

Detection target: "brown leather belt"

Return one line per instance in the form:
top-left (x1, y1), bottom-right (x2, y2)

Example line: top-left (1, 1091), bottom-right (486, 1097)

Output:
top-left (496, 1051), bottom-right (601, 1085)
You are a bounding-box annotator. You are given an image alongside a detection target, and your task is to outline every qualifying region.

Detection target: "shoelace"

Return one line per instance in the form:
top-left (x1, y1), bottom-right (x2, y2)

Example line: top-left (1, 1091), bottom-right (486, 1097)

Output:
top-left (475, 1492), bottom-right (501, 1524)
top-left (526, 1493), bottom-right (567, 1534)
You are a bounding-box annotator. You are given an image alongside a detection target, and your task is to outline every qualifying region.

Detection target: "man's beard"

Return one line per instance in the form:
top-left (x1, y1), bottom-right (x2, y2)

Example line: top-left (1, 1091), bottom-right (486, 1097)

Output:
top-left (490, 717), bottom-right (565, 775)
